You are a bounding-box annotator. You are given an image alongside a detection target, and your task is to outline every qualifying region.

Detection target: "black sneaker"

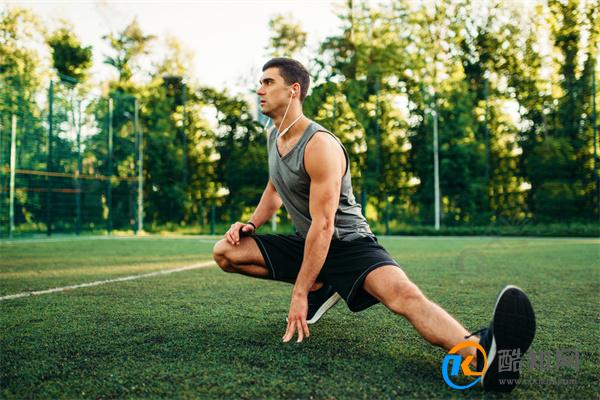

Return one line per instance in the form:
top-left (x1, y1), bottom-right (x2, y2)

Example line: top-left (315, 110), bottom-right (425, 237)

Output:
top-left (287, 284), bottom-right (341, 324)
top-left (466, 285), bottom-right (536, 392)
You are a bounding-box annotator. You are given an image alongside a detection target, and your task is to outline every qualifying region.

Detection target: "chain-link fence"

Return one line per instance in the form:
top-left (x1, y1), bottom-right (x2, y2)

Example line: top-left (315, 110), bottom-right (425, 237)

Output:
top-left (0, 80), bottom-right (143, 237)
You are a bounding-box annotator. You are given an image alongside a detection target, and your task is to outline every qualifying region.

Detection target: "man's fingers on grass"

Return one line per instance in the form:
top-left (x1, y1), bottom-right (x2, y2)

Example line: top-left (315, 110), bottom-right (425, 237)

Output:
top-left (302, 319), bottom-right (310, 338)
top-left (296, 321), bottom-right (304, 343)
top-left (283, 319), bottom-right (293, 342)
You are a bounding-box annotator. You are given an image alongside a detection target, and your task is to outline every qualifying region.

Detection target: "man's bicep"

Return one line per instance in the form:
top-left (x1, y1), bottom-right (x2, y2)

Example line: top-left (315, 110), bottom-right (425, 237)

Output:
top-left (267, 178), bottom-right (277, 192)
top-left (266, 178), bottom-right (282, 201)
top-left (306, 134), bottom-right (344, 226)
top-left (309, 176), bottom-right (340, 226)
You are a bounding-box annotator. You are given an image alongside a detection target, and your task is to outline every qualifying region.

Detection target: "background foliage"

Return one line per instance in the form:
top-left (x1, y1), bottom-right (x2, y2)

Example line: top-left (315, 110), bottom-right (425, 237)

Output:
top-left (0, 0), bottom-right (598, 236)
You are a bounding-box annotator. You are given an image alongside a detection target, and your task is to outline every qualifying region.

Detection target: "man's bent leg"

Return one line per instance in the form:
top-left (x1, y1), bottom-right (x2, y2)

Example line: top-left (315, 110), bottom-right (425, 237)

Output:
top-left (363, 266), bottom-right (477, 364)
top-left (213, 237), bottom-right (324, 290)
top-left (212, 237), bottom-right (270, 278)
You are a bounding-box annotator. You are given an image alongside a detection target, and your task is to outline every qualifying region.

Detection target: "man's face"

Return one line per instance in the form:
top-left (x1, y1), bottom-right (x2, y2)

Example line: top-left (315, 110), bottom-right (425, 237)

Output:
top-left (256, 67), bottom-right (292, 117)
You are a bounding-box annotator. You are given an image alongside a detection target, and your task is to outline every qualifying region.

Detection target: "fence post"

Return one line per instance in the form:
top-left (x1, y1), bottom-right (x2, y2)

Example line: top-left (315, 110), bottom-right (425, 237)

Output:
top-left (0, 115), bottom-right (3, 236)
top-left (107, 97), bottom-right (113, 234)
top-left (592, 66), bottom-right (598, 222)
top-left (9, 114), bottom-right (16, 238)
top-left (182, 83), bottom-right (188, 188)
top-left (210, 203), bottom-right (215, 235)
top-left (433, 104), bottom-right (440, 231)
top-left (135, 98), bottom-right (143, 234)
top-left (75, 97), bottom-right (82, 235)
top-left (46, 80), bottom-right (53, 236)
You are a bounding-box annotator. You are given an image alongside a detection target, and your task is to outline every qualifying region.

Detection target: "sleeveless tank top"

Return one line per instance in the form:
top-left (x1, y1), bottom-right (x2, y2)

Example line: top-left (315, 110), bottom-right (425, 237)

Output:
top-left (267, 120), bottom-right (373, 241)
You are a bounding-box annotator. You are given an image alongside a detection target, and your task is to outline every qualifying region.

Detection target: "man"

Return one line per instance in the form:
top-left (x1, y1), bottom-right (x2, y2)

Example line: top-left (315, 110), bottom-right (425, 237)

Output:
top-left (212, 57), bottom-right (536, 392)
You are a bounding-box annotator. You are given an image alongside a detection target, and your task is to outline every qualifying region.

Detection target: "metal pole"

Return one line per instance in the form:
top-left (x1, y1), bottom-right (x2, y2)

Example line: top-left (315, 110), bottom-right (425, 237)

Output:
top-left (107, 97), bottom-right (113, 234)
top-left (592, 66), bottom-right (598, 220)
top-left (74, 96), bottom-right (82, 235)
top-left (182, 83), bottom-right (188, 187)
top-left (0, 114), bottom-right (4, 235)
top-left (375, 79), bottom-right (381, 181)
top-left (136, 99), bottom-right (143, 234)
top-left (182, 84), bottom-right (189, 225)
top-left (484, 78), bottom-right (490, 184)
top-left (384, 196), bottom-right (390, 235)
top-left (46, 80), bottom-right (53, 236)
top-left (9, 114), bottom-right (16, 238)
top-left (271, 213), bottom-right (277, 232)
top-left (375, 78), bottom-right (381, 223)
top-left (433, 106), bottom-right (440, 231)
top-left (133, 99), bottom-right (138, 234)
top-left (210, 203), bottom-right (215, 235)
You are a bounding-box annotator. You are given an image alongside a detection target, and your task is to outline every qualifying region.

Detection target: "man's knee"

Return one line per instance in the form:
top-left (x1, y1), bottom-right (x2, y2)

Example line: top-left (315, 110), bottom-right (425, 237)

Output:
top-left (212, 239), bottom-right (236, 273)
top-left (385, 280), bottom-right (427, 316)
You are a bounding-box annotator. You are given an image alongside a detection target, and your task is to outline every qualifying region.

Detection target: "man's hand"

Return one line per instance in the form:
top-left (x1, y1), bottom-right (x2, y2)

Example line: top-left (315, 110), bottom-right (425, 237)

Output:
top-left (225, 222), bottom-right (254, 246)
top-left (282, 291), bottom-right (310, 343)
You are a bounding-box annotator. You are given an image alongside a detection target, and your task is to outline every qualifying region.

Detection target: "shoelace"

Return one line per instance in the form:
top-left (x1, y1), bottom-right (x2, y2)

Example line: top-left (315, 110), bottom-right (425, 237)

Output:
top-left (464, 327), bottom-right (486, 339)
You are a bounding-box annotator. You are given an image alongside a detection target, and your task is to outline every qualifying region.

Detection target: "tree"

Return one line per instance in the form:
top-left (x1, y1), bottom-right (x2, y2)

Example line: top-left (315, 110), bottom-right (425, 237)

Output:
top-left (103, 18), bottom-right (155, 86)
top-left (199, 88), bottom-right (268, 225)
top-left (47, 24), bottom-right (92, 83)
top-left (267, 14), bottom-right (307, 58)
top-left (318, 0), bottom-right (411, 225)
top-left (0, 7), bottom-right (48, 230)
top-left (509, 0), bottom-right (599, 222)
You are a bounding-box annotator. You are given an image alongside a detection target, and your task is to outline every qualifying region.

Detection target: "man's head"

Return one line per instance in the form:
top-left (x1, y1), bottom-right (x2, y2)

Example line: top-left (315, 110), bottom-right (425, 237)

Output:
top-left (257, 58), bottom-right (310, 117)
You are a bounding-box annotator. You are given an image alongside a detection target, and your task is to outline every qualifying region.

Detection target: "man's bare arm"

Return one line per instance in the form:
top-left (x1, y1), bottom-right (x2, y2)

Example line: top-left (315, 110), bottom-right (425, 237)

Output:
top-left (294, 133), bottom-right (345, 294)
top-left (249, 179), bottom-right (283, 228)
top-left (282, 132), bottom-right (345, 342)
top-left (225, 179), bottom-right (282, 245)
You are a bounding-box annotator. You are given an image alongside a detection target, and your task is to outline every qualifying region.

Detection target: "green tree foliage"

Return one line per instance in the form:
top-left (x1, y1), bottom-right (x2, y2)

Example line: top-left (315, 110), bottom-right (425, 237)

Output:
top-left (81, 17), bottom-right (158, 229)
top-left (47, 25), bottom-right (92, 83)
top-left (199, 88), bottom-right (268, 224)
top-left (0, 7), bottom-right (48, 228)
top-left (103, 18), bottom-right (155, 86)
top-left (506, 0), bottom-right (598, 222)
top-left (315, 1), bottom-right (411, 223)
top-left (2, 1), bottom-right (597, 234)
top-left (267, 14), bottom-right (307, 57)
top-left (311, 0), bottom-right (598, 226)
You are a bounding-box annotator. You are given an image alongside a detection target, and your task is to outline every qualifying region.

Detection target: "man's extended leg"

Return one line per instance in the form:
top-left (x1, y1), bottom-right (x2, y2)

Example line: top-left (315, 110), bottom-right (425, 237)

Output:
top-left (362, 265), bottom-right (536, 392)
top-left (362, 266), bottom-right (478, 361)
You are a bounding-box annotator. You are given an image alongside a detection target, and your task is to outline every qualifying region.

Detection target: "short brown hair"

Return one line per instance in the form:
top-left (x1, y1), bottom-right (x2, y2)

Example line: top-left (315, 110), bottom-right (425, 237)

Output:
top-left (262, 57), bottom-right (310, 103)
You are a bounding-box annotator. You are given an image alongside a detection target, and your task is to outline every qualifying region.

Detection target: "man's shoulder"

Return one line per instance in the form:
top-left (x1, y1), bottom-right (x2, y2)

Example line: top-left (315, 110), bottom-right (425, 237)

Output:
top-left (304, 129), bottom-right (345, 178)
top-left (306, 129), bottom-right (341, 153)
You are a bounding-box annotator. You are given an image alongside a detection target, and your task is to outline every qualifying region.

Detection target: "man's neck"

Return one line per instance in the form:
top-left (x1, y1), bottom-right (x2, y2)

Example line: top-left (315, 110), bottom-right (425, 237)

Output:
top-left (277, 115), bottom-right (310, 142)
top-left (272, 104), bottom-right (303, 135)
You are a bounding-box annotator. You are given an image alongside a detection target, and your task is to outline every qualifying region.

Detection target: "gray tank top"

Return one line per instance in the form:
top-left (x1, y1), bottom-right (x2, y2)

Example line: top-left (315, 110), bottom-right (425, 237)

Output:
top-left (267, 120), bottom-right (373, 241)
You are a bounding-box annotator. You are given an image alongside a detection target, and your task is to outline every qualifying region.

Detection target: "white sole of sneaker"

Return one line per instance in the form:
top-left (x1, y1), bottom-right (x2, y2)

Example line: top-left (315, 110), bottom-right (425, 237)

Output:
top-left (307, 292), bottom-right (342, 324)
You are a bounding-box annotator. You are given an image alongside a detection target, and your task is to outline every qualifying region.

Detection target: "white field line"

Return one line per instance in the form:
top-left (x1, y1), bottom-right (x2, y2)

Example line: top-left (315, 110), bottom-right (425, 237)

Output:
top-left (0, 236), bottom-right (219, 245)
top-left (0, 261), bottom-right (216, 302)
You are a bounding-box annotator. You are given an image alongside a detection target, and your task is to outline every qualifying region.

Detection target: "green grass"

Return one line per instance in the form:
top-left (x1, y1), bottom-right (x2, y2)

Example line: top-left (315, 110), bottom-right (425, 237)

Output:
top-left (1, 235), bottom-right (598, 399)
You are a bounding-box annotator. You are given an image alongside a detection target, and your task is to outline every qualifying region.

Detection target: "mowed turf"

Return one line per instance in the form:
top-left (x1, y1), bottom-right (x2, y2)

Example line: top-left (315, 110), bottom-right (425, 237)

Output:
top-left (1, 235), bottom-right (598, 399)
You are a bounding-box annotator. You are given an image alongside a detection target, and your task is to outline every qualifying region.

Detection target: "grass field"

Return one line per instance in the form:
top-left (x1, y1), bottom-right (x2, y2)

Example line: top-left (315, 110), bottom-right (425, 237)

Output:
top-left (1, 235), bottom-right (598, 399)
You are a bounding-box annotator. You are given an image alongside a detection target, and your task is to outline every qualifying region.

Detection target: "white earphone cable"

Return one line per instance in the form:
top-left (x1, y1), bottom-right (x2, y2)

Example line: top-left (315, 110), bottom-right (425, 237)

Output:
top-left (277, 93), bottom-right (293, 135)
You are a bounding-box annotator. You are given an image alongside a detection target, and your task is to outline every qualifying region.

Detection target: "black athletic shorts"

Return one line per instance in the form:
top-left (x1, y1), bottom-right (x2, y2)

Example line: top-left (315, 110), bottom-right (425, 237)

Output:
top-left (250, 232), bottom-right (402, 312)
